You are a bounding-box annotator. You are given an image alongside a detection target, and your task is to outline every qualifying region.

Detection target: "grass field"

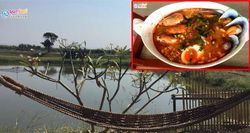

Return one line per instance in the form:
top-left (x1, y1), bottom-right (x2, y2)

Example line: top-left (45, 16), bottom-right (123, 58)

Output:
top-left (0, 50), bottom-right (130, 66)
top-left (0, 51), bottom-right (61, 65)
top-left (0, 125), bottom-right (90, 133)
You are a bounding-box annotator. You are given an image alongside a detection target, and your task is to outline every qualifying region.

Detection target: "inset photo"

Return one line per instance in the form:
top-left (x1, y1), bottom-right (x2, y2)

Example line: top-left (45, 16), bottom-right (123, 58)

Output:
top-left (132, 1), bottom-right (249, 70)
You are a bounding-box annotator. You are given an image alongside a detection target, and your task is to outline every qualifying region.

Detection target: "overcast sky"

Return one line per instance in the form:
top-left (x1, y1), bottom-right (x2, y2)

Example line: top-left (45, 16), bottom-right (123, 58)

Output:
top-left (0, 0), bottom-right (130, 48)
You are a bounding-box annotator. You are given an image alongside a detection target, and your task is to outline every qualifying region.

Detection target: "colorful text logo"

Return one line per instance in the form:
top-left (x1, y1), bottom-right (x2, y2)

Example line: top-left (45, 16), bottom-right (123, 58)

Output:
top-left (134, 3), bottom-right (147, 9)
top-left (0, 8), bottom-right (28, 19)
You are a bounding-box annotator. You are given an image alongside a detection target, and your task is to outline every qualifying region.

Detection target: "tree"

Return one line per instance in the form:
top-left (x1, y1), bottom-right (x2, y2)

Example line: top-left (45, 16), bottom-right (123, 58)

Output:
top-left (41, 32), bottom-right (58, 52)
top-left (20, 40), bottom-right (182, 132)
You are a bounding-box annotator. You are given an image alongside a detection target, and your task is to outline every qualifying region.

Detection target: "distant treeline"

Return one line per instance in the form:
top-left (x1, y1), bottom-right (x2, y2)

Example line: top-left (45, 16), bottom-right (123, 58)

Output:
top-left (0, 44), bottom-right (130, 56)
top-left (0, 44), bottom-right (43, 51)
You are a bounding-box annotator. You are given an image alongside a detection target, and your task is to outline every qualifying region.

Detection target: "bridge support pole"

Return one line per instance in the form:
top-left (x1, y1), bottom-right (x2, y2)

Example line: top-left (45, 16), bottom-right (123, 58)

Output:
top-left (172, 94), bottom-right (176, 112)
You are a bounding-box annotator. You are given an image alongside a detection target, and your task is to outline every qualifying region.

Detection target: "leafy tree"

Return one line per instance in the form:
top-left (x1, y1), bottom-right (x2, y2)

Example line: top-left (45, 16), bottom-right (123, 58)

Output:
top-left (41, 32), bottom-right (58, 52)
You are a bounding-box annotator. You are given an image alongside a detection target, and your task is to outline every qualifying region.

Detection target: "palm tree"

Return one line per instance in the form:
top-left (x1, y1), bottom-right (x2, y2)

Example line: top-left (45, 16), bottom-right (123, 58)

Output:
top-left (41, 32), bottom-right (58, 52)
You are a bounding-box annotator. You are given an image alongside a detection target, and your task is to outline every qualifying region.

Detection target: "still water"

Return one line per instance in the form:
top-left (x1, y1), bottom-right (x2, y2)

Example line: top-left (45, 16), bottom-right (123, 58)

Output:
top-left (0, 66), bottom-right (183, 128)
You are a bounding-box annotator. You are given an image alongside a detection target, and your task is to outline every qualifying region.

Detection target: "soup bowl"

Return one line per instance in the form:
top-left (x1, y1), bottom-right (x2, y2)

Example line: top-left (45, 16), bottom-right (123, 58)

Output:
top-left (133, 2), bottom-right (249, 69)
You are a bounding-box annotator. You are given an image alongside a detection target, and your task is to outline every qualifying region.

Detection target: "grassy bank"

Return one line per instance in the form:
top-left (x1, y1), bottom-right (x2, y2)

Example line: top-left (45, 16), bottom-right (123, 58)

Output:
top-left (181, 71), bottom-right (250, 90)
top-left (0, 50), bottom-right (130, 66)
top-left (0, 125), bottom-right (89, 133)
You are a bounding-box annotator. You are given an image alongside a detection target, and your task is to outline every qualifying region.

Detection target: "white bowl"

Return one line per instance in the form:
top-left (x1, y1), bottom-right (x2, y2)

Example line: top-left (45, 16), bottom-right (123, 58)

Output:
top-left (133, 2), bottom-right (249, 69)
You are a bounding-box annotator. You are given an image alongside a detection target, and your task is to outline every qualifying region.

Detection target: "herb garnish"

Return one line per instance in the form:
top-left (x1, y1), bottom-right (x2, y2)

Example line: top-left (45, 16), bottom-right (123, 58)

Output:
top-left (196, 25), bottom-right (209, 37)
top-left (180, 41), bottom-right (187, 51)
top-left (194, 36), bottom-right (206, 51)
top-left (189, 49), bottom-right (193, 55)
top-left (188, 58), bottom-right (193, 65)
top-left (199, 36), bottom-right (206, 51)
top-left (186, 18), bottom-right (192, 27)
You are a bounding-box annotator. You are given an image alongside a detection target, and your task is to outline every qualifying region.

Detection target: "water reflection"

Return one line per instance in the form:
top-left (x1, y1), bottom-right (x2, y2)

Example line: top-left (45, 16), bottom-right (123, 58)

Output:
top-left (39, 66), bottom-right (57, 76)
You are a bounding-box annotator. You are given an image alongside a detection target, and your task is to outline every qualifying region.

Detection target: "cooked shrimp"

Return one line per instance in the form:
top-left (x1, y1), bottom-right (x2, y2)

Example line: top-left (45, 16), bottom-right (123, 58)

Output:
top-left (165, 24), bottom-right (187, 34)
top-left (156, 35), bottom-right (180, 45)
top-left (159, 13), bottom-right (184, 26)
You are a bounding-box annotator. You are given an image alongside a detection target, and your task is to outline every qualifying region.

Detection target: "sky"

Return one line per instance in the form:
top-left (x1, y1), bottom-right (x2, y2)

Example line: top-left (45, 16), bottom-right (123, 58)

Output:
top-left (0, 0), bottom-right (131, 48)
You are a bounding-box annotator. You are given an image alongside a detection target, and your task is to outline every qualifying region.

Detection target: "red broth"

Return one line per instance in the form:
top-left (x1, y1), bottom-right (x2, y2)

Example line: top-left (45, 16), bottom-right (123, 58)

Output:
top-left (153, 8), bottom-right (234, 65)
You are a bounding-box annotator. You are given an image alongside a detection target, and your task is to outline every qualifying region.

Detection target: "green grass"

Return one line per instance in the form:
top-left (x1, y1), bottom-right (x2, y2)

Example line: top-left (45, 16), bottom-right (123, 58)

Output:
top-left (0, 125), bottom-right (90, 133)
top-left (0, 51), bottom-right (130, 66)
top-left (182, 71), bottom-right (250, 90)
top-left (205, 71), bottom-right (250, 90)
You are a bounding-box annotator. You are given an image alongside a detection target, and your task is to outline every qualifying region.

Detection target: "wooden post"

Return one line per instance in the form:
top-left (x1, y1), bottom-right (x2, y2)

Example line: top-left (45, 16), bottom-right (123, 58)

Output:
top-left (172, 94), bottom-right (176, 112)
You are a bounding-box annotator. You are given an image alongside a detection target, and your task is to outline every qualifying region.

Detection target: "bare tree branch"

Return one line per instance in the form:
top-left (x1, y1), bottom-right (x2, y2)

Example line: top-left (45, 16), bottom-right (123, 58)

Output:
top-left (58, 55), bottom-right (65, 81)
top-left (122, 71), bottom-right (170, 114)
top-left (142, 71), bottom-right (169, 94)
top-left (24, 66), bottom-right (84, 106)
top-left (135, 82), bottom-right (174, 114)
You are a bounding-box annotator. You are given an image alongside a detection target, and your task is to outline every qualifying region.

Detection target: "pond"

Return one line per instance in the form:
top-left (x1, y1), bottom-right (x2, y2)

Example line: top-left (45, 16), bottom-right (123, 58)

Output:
top-left (0, 65), bottom-right (183, 129)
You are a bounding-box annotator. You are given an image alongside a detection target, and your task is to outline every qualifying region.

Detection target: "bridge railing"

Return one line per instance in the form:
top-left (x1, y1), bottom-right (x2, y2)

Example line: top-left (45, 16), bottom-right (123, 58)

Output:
top-left (172, 71), bottom-right (250, 131)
